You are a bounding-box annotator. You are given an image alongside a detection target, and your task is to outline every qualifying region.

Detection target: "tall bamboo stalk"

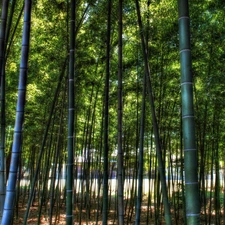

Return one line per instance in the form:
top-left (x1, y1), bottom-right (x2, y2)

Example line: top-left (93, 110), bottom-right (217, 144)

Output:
top-left (4, 0), bottom-right (16, 53)
top-left (135, 0), bottom-right (172, 224)
top-left (83, 85), bottom-right (95, 223)
top-left (37, 122), bottom-right (55, 224)
top-left (135, 73), bottom-right (146, 225)
top-left (1, 1), bottom-right (32, 224)
top-left (214, 112), bottom-right (220, 225)
top-left (0, 0), bottom-right (9, 221)
top-left (23, 56), bottom-right (67, 224)
top-left (117, 0), bottom-right (124, 224)
top-left (95, 103), bottom-right (104, 224)
top-left (102, 0), bottom-right (112, 224)
top-left (66, 0), bottom-right (75, 223)
top-left (178, 0), bottom-right (200, 224)
top-left (5, 3), bottom-right (24, 61)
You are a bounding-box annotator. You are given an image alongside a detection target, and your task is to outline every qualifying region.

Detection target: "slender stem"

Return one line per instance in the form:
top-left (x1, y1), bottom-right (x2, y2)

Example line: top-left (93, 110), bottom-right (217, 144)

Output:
top-left (135, 0), bottom-right (172, 224)
top-left (117, 0), bottom-right (124, 224)
top-left (66, 0), bottom-right (75, 223)
top-left (1, 1), bottom-right (32, 224)
top-left (23, 57), bottom-right (67, 224)
top-left (0, 0), bottom-right (9, 221)
top-left (102, 0), bottom-right (112, 223)
top-left (135, 74), bottom-right (146, 225)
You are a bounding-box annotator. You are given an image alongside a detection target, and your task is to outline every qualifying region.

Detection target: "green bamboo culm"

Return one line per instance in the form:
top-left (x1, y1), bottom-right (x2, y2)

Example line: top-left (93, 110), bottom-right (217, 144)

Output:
top-left (178, 0), bottom-right (200, 224)
top-left (102, 0), bottom-right (112, 224)
top-left (66, 0), bottom-right (75, 224)
top-left (135, 0), bottom-right (172, 224)
top-left (0, 0), bottom-right (9, 222)
top-left (117, 0), bottom-right (124, 224)
top-left (23, 57), bottom-right (67, 225)
top-left (1, 0), bottom-right (32, 224)
top-left (135, 72), bottom-right (146, 225)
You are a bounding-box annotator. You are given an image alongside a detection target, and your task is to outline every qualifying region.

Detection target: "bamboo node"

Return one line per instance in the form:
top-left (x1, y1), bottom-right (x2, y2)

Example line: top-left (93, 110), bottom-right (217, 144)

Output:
top-left (178, 16), bottom-right (189, 21)
top-left (183, 148), bottom-right (196, 151)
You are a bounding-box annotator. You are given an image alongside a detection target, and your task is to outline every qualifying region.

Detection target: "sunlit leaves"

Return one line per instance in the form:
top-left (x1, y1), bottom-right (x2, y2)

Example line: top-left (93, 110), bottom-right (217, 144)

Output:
top-left (3, 0), bottom-right (225, 181)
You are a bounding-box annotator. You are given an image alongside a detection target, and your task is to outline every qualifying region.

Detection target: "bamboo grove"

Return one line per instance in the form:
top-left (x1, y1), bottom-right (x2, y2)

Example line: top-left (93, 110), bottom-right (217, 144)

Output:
top-left (0, 0), bottom-right (225, 224)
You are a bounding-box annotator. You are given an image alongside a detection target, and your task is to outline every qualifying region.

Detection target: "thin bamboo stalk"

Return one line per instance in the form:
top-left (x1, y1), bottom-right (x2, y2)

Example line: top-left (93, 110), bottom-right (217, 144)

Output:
top-left (23, 58), bottom-right (67, 224)
top-left (66, 0), bottom-right (75, 223)
top-left (37, 121), bottom-right (55, 224)
top-left (102, 0), bottom-right (112, 223)
top-left (0, 0), bottom-right (9, 220)
top-left (1, 1), bottom-right (32, 224)
top-left (135, 0), bottom-right (172, 224)
top-left (135, 73), bottom-right (146, 224)
top-left (117, 0), bottom-right (124, 224)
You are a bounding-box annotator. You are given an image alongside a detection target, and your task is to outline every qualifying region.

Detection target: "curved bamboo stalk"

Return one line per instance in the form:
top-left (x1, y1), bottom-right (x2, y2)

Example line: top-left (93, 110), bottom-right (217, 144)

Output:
top-left (1, 1), bottom-right (32, 224)
top-left (135, 0), bottom-right (172, 224)
top-left (23, 57), bottom-right (67, 225)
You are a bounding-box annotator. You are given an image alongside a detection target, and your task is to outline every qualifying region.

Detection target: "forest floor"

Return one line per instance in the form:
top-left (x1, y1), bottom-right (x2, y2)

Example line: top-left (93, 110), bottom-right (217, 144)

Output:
top-left (14, 196), bottom-right (186, 225)
top-left (14, 200), bottom-right (222, 225)
top-left (13, 189), bottom-right (221, 224)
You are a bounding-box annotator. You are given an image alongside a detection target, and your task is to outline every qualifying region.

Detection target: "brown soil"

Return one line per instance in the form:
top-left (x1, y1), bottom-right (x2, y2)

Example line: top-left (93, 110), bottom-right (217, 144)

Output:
top-left (13, 194), bottom-right (221, 224)
top-left (13, 197), bottom-right (185, 225)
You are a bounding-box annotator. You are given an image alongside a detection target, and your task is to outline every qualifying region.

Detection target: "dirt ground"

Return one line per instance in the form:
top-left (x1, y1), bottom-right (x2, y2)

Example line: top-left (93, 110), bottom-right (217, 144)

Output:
top-left (13, 194), bottom-right (220, 224)
top-left (13, 198), bottom-right (184, 225)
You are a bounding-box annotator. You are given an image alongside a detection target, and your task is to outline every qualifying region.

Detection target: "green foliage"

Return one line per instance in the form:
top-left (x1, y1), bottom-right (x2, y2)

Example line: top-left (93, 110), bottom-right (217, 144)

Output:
top-left (2, 0), bottom-right (223, 171)
top-left (1, 0), bottom-right (225, 223)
